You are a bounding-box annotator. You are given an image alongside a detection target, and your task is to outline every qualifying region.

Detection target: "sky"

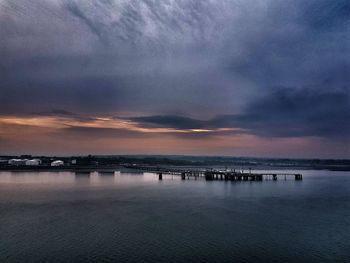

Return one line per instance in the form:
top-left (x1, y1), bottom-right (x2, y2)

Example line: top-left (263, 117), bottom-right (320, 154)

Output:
top-left (0, 0), bottom-right (349, 158)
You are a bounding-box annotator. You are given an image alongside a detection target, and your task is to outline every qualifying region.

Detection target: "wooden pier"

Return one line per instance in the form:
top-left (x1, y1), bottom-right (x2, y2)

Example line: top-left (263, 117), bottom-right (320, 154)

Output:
top-left (124, 165), bottom-right (302, 182)
top-left (202, 171), bottom-right (302, 181)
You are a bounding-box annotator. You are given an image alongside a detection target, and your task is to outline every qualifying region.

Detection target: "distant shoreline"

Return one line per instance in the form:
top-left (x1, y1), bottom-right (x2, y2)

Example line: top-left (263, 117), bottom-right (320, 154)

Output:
top-left (0, 164), bottom-right (349, 172)
top-left (1, 155), bottom-right (349, 172)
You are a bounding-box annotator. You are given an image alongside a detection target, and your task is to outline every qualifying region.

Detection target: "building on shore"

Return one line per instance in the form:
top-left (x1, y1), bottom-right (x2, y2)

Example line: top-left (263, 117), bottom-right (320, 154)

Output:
top-left (51, 160), bottom-right (64, 166)
top-left (8, 159), bottom-right (28, 166)
top-left (25, 159), bottom-right (42, 166)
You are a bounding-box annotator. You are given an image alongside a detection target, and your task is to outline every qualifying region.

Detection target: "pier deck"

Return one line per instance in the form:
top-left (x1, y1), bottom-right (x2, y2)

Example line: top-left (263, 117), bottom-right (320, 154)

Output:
top-left (125, 165), bottom-right (303, 181)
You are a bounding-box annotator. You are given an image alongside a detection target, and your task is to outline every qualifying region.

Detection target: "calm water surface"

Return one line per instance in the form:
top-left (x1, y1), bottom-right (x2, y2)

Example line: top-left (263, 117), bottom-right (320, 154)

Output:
top-left (0, 170), bottom-right (349, 262)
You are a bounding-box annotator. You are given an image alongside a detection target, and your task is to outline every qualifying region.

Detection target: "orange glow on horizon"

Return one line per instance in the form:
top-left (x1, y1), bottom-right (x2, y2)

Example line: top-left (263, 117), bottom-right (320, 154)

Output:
top-left (0, 116), bottom-right (241, 134)
top-left (1, 115), bottom-right (347, 158)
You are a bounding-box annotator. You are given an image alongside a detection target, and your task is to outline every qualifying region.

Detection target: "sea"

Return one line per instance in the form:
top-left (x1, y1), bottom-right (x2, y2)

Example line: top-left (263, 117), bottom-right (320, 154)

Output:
top-left (0, 170), bottom-right (349, 262)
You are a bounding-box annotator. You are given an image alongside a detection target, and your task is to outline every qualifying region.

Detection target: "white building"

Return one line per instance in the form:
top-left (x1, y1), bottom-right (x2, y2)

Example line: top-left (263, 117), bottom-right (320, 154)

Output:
top-left (8, 159), bottom-right (27, 166)
top-left (51, 160), bottom-right (64, 166)
top-left (25, 159), bottom-right (41, 166)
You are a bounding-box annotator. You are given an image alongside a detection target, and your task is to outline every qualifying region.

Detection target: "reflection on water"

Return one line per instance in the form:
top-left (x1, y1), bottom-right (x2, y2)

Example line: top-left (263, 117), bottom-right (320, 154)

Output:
top-left (0, 170), bottom-right (349, 262)
top-left (0, 171), bottom-right (159, 187)
top-left (0, 171), bottom-right (76, 185)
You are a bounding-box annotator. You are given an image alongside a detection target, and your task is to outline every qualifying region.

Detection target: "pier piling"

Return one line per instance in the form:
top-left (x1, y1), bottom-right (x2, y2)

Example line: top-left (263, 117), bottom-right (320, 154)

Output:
top-left (295, 174), bottom-right (303, 180)
top-left (124, 165), bottom-right (302, 183)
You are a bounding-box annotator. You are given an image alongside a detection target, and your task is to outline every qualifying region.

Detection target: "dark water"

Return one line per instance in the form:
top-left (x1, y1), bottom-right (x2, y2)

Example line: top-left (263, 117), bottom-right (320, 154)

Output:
top-left (0, 170), bottom-right (349, 262)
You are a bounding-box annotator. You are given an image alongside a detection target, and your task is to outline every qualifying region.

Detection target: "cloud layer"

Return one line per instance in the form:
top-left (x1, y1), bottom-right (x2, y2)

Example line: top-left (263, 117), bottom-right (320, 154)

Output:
top-left (0, 0), bottom-right (349, 156)
top-left (128, 86), bottom-right (350, 138)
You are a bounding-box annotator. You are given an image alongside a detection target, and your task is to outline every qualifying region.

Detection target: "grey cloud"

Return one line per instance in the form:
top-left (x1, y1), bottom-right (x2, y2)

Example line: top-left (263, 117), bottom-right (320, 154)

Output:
top-left (29, 109), bottom-right (99, 122)
top-left (0, 76), bottom-right (124, 116)
top-left (66, 1), bottom-right (104, 40)
top-left (220, 86), bottom-right (350, 138)
top-left (128, 115), bottom-right (208, 130)
top-left (0, 0), bottom-right (349, 143)
top-left (301, 0), bottom-right (350, 30)
top-left (61, 126), bottom-right (147, 139)
top-left (126, 86), bottom-right (350, 138)
top-left (64, 0), bottom-right (232, 48)
top-left (32, 109), bottom-right (76, 117)
top-left (225, 0), bottom-right (350, 87)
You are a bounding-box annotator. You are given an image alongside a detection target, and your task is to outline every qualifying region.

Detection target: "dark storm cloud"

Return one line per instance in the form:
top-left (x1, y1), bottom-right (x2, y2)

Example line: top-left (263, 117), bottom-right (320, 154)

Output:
top-left (225, 0), bottom-right (350, 88)
top-left (127, 86), bottom-right (350, 138)
top-left (219, 0), bottom-right (350, 141)
top-left (301, 0), bottom-right (350, 29)
top-left (0, 0), bottom-right (349, 141)
top-left (129, 115), bottom-right (208, 130)
top-left (219, 86), bottom-right (350, 138)
top-left (29, 109), bottom-right (99, 122)
top-left (0, 76), bottom-right (124, 116)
